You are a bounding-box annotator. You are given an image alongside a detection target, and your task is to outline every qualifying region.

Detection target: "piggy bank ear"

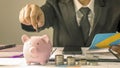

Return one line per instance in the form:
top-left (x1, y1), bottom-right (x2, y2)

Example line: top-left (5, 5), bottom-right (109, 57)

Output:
top-left (21, 34), bottom-right (30, 43)
top-left (42, 35), bottom-right (49, 43)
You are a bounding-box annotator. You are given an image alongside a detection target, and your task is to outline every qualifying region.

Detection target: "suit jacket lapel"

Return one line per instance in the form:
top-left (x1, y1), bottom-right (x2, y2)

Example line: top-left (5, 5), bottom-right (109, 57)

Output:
top-left (58, 0), bottom-right (84, 46)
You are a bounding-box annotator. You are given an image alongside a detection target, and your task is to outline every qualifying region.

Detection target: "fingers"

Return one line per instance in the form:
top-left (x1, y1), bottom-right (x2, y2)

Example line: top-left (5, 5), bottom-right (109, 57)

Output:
top-left (30, 4), bottom-right (45, 29)
top-left (19, 8), bottom-right (26, 25)
top-left (111, 45), bottom-right (120, 54)
top-left (24, 4), bottom-right (31, 25)
top-left (19, 4), bottom-right (45, 29)
top-left (30, 4), bottom-right (38, 29)
top-left (19, 4), bottom-right (31, 25)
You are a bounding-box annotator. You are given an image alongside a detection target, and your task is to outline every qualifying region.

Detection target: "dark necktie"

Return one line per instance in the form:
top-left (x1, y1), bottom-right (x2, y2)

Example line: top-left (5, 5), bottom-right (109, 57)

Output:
top-left (79, 7), bottom-right (90, 44)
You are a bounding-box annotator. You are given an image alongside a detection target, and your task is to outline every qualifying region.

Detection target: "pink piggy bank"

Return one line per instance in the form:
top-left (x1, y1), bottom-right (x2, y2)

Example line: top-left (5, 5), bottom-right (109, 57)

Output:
top-left (21, 34), bottom-right (52, 65)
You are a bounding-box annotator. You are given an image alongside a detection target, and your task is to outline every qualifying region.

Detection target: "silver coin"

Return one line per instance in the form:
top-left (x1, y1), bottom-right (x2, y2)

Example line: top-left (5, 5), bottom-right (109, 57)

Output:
top-left (55, 55), bottom-right (64, 65)
top-left (67, 56), bottom-right (75, 66)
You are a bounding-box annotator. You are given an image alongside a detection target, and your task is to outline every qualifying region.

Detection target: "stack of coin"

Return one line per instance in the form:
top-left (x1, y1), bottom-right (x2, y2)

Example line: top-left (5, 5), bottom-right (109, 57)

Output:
top-left (78, 59), bottom-right (87, 65)
top-left (67, 56), bottom-right (75, 66)
top-left (55, 55), bottom-right (64, 65)
top-left (87, 61), bottom-right (98, 66)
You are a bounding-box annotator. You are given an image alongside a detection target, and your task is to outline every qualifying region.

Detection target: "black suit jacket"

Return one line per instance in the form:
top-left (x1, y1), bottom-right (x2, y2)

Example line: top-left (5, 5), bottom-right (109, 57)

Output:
top-left (21, 0), bottom-right (120, 47)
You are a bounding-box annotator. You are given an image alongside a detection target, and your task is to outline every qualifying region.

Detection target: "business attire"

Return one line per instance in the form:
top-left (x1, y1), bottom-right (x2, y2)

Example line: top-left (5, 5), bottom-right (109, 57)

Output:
top-left (21, 0), bottom-right (120, 47)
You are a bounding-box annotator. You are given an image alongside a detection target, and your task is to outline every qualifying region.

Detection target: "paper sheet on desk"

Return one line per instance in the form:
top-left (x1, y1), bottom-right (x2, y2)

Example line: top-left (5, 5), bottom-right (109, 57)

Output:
top-left (0, 45), bottom-right (23, 58)
top-left (50, 47), bottom-right (85, 59)
top-left (86, 48), bottom-right (117, 59)
top-left (0, 52), bottom-right (23, 58)
top-left (50, 47), bottom-right (117, 60)
top-left (82, 47), bottom-right (117, 59)
top-left (86, 48), bottom-right (109, 54)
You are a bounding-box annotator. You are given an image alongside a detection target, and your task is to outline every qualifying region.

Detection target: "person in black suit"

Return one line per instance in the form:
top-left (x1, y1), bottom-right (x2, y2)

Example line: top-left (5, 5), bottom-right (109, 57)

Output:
top-left (19, 0), bottom-right (120, 54)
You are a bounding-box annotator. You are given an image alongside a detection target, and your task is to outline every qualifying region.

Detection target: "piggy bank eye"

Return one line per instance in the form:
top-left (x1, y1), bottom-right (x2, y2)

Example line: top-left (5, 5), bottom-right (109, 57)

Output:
top-left (37, 43), bottom-right (39, 45)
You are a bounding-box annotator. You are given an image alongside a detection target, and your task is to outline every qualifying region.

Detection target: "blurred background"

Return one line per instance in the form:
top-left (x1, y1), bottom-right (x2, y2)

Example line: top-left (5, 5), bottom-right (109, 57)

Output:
top-left (0, 0), bottom-right (53, 45)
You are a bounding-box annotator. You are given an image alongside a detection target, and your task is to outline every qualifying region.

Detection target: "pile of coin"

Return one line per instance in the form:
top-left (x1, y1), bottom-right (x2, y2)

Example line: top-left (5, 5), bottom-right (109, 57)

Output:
top-left (67, 56), bottom-right (75, 66)
top-left (78, 59), bottom-right (87, 65)
top-left (54, 54), bottom-right (99, 66)
top-left (55, 55), bottom-right (64, 65)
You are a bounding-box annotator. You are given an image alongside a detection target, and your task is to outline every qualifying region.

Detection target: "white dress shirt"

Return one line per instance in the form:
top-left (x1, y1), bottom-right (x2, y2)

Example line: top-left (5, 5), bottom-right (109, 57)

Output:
top-left (73, 0), bottom-right (95, 35)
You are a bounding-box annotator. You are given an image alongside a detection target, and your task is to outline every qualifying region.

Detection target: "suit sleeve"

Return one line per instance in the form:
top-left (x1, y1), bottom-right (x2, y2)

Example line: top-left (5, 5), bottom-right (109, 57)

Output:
top-left (21, 0), bottom-right (57, 32)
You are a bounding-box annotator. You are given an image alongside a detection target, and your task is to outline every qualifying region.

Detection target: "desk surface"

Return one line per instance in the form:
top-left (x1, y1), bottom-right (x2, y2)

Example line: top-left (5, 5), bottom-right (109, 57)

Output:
top-left (0, 58), bottom-right (120, 68)
top-left (0, 45), bottom-right (120, 68)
